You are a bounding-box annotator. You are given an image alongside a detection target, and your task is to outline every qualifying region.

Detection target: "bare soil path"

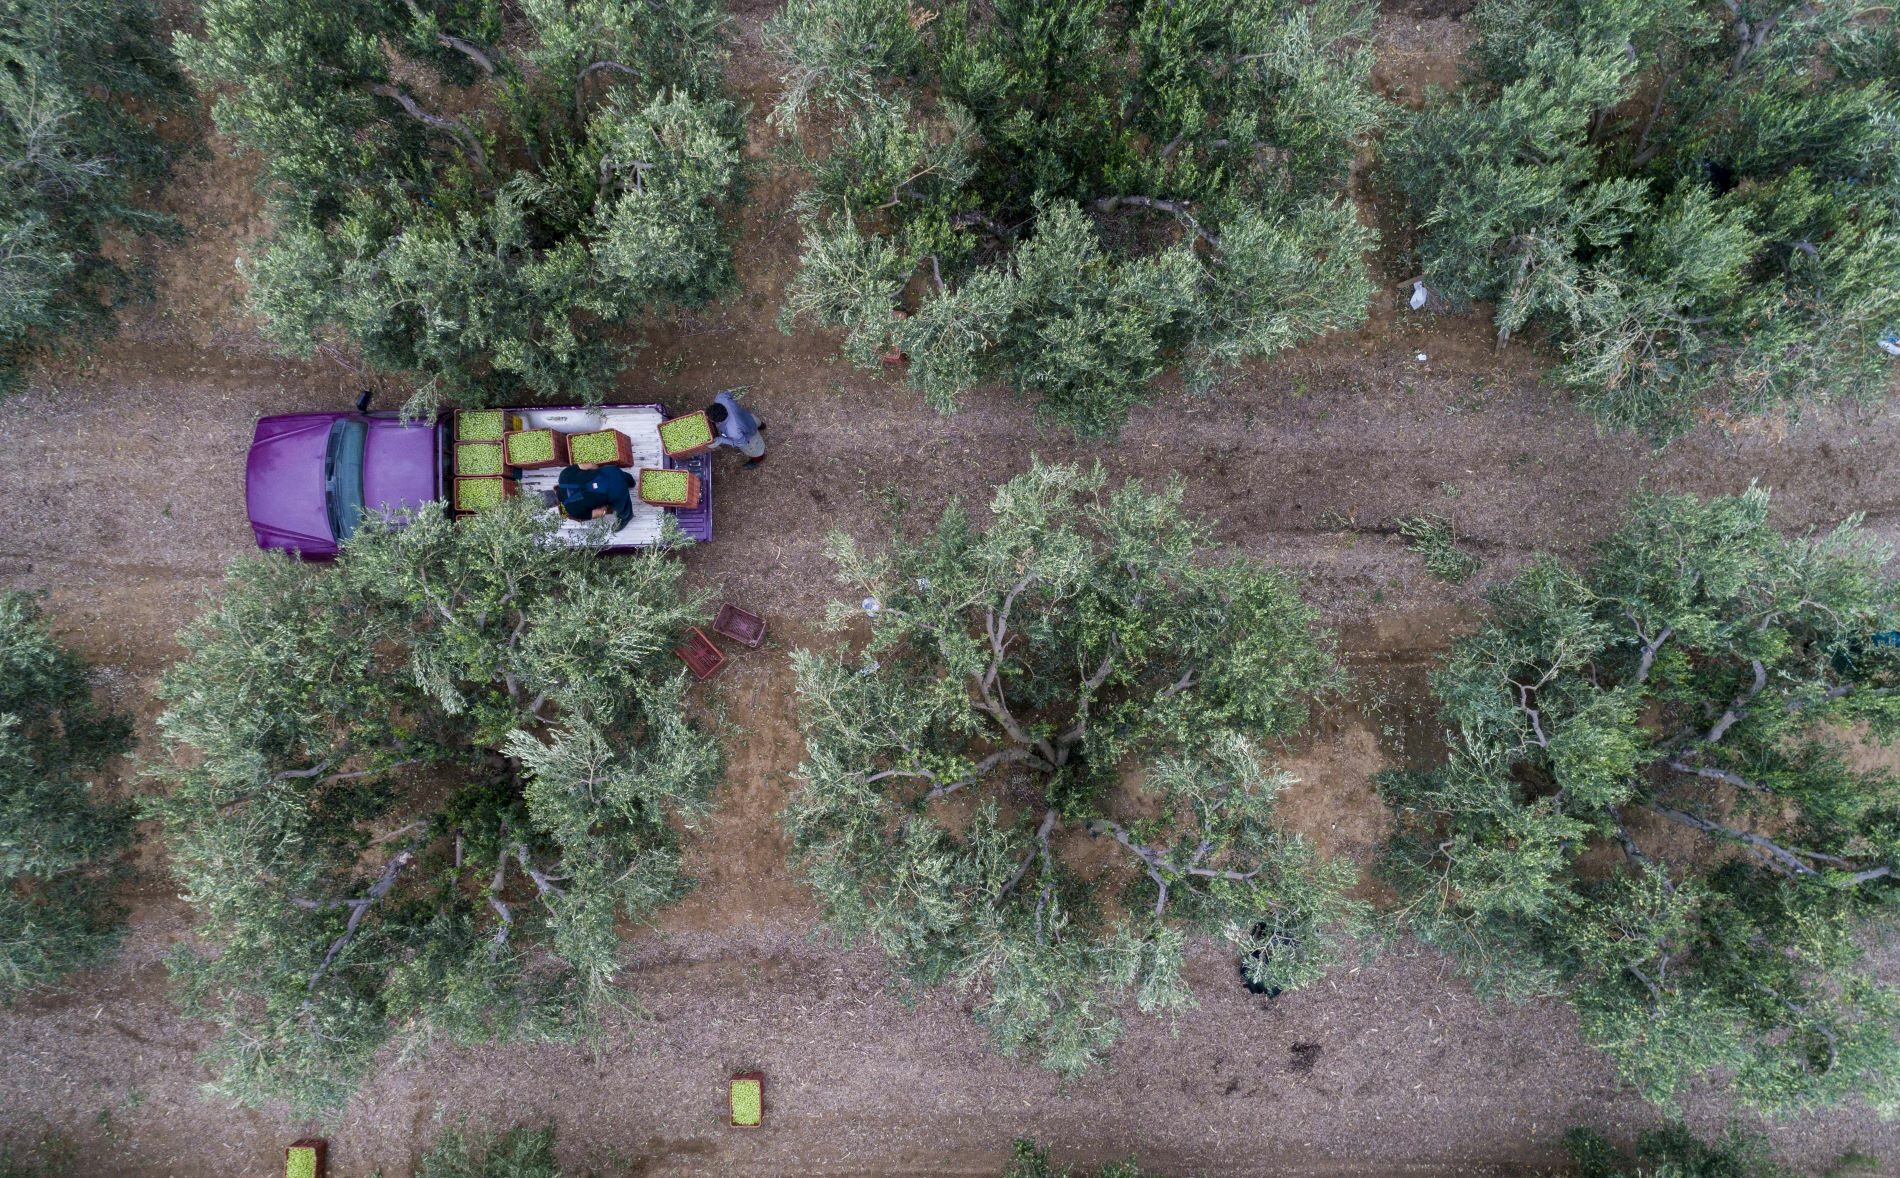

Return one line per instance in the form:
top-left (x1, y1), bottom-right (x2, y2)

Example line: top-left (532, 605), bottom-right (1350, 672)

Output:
top-left (3, 7), bottom-right (1900, 1176)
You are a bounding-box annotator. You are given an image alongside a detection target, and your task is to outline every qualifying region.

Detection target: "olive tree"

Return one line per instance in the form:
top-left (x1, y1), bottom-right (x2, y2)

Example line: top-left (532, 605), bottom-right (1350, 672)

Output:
top-left (0, 591), bottom-right (134, 999)
top-left (180, 0), bottom-right (740, 411)
top-left (152, 504), bottom-right (721, 1115)
top-left (1385, 0), bottom-right (1900, 440)
top-left (769, 0), bottom-right (1381, 437)
top-left (789, 461), bottom-right (1363, 1076)
top-left (1381, 487), bottom-right (1900, 1114)
top-left (1, 0), bottom-right (186, 391)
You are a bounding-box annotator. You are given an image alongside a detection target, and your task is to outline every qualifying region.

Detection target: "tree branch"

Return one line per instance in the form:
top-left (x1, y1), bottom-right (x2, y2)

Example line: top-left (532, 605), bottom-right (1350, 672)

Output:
top-left (1626, 613), bottom-right (1673, 685)
top-left (513, 843), bottom-right (567, 907)
top-left (320, 761), bottom-right (424, 785)
top-left (1512, 682), bottom-right (1550, 749)
top-left (1647, 804), bottom-right (1878, 883)
top-left (994, 808), bottom-right (1059, 907)
top-left (304, 850), bottom-right (416, 994)
top-left (487, 853), bottom-right (513, 957)
top-left (371, 820), bottom-right (426, 846)
top-left (1185, 865), bottom-right (1262, 882)
top-left (984, 573), bottom-right (1034, 696)
top-left (1786, 683), bottom-right (1855, 715)
top-left (949, 210), bottom-right (1016, 239)
top-left (864, 768), bottom-right (939, 785)
top-left (1088, 818), bottom-right (1236, 917)
top-left (1666, 757), bottom-right (1769, 793)
top-left (399, 0), bottom-right (499, 75)
top-left (1609, 806), bottom-right (1675, 894)
top-left (1627, 961), bottom-right (1665, 1010)
top-left (368, 83), bottom-right (487, 172)
top-left (576, 60), bottom-right (641, 110)
top-left (1704, 659), bottom-right (1767, 744)
top-left (1156, 668), bottom-right (1199, 700)
top-left (1055, 649), bottom-right (1117, 749)
top-left (439, 33), bottom-right (497, 75)
top-left (922, 747), bottom-right (1051, 800)
top-left (974, 573), bottom-right (1057, 763)
top-left (1091, 195), bottom-right (1221, 250)
top-left (273, 759), bottom-right (334, 781)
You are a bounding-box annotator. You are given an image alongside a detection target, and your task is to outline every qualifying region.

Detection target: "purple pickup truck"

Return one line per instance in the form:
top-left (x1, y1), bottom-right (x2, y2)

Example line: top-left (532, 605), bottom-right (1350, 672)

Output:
top-left (245, 397), bottom-right (713, 557)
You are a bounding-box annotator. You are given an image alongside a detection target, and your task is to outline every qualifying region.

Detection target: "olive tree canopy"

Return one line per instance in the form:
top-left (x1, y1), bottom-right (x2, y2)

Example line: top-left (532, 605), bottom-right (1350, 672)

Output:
top-left (789, 462), bottom-right (1364, 1075)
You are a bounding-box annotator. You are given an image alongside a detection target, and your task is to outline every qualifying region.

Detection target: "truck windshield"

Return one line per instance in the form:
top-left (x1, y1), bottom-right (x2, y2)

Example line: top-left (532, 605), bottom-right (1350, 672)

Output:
top-left (324, 419), bottom-right (367, 542)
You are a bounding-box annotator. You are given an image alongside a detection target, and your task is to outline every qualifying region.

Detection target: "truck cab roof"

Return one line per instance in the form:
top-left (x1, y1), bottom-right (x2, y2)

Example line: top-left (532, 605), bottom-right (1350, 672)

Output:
top-left (245, 413), bottom-right (437, 557)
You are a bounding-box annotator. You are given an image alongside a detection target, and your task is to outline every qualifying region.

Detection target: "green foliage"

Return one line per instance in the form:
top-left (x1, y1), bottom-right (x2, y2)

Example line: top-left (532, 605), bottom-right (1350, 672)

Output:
top-left (455, 476), bottom-right (509, 510)
top-left (1381, 486), bottom-right (1900, 1115)
top-left (729, 1076), bottom-right (761, 1125)
top-left (565, 431), bottom-right (621, 465)
top-left (151, 504), bottom-right (722, 1115)
top-left (1562, 1122), bottom-right (1794, 1177)
top-left (657, 411), bottom-right (713, 452)
top-left (1386, 0), bottom-right (1900, 440)
top-left (181, 0), bottom-right (741, 409)
top-left (457, 442), bottom-right (505, 476)
top-left (0, 591), bottom-right (135, 999)
top-left (770, 0), bottom-right (1381, 436)
top-left (414, 1122), bottom-right (564, 1178)
top-left (458, 409), bottom-right (508, 441)
top-left (1002, 1139), bottom-right (1160, 1178)
top-left (506, 428), bottom-right (561, 465)
top-left (789, 460), bottom-right (1365, 1076)
top-left (0, 0), bottom-right (186, 392)
top-left (1397, 515), bottom-right (1481, 585)
top-left (638, 468), bottom-right (690, 502)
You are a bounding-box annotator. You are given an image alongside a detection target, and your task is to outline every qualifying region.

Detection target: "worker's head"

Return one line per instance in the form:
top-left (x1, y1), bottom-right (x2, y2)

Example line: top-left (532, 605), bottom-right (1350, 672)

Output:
top-left (705, 403), bottom-right (728, 425)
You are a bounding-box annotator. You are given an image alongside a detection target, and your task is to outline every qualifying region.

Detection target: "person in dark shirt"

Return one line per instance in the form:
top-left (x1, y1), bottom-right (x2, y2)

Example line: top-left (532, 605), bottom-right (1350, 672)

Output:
top-left (554, 461), bottom-right (635, 529)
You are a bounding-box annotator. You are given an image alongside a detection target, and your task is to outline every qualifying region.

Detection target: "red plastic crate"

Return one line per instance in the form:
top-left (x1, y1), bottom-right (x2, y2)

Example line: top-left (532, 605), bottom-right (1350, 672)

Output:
top-left (675, 627), bottom-right (725, 679)
top-left (713, 604), bottom-right (766, 648)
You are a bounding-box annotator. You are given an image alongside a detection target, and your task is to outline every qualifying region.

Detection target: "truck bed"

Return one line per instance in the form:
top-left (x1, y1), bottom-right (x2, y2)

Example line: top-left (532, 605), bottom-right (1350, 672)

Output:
top-left (506, 404), bottom-right (712, 547)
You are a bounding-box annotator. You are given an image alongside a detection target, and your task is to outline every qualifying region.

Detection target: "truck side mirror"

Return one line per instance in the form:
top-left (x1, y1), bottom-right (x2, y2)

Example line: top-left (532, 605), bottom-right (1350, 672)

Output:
top-left (355, 389), bottom-right (373, 413)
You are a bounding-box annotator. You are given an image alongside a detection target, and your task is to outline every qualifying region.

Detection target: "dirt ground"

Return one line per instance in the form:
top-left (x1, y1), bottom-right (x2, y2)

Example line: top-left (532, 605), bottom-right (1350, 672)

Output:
top-left (5, 6), bottom-right (1900, 1177)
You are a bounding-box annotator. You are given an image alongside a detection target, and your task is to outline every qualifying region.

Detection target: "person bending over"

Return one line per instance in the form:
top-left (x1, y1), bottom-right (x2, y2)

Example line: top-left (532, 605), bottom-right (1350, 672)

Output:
top-left (705, 390), bottom-right (766, 468)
